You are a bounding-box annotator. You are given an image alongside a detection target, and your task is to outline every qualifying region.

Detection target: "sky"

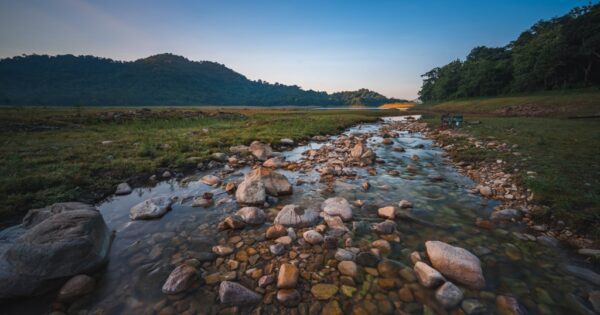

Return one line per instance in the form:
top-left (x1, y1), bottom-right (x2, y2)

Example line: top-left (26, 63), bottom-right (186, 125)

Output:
top-left (0, 0), bottom-right (586, 99)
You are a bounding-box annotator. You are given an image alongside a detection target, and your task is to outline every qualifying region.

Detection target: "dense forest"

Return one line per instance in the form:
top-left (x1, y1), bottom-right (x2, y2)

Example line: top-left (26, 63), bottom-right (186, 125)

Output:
top-left (419, 3), bottom-right (600, 102)
top-left (0, 53), bottom-right (402, 106)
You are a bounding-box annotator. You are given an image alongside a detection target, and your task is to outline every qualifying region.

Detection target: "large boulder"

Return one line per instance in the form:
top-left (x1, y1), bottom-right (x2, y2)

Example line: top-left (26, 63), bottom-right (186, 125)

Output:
top-left (425, 241), bottom-right (485, 289)
top-left (321, 197), bottom-right (353, 221)
top-left (250, 167), bottom-right (292, 196)
top-left (274, 205), bottom-right (320, 227)
top-left (129, 195), bottom-right (174, 220)
top-left (0, 203), bottom-right (111, 299)
top-left (235, 175), bottom-right (266, 205)
top-left (249, 141), bottom-right (273, 161)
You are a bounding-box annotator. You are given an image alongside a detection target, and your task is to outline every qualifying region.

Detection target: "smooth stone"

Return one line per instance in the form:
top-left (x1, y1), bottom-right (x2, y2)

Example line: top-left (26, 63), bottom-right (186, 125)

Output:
top-left (235, 207), bottom-right (266, 225)
top-left (341, 285), bottom-right (356, 297)
top-left (57, 274), bottom-right (96, 302)
top-left (303, 230), bottom-right (324, 244)
top-left (274, 204), bottom-right (320, 227)
top-left (270, 243), bottom-right (285, 256)
top-left (248, 167), bottom-right (293, 196)
top-left (277, 288), bottom-right (301, 307)
top-left (425, 241), bottom-right (485, 289)
top-left (212, 245), bottom-right (234, 256)
top-left (266, 224), bottom-right (288, 239)
top-left (277, 263), bottom-right (299, 289)
top-left (356, 252), bottom-right (380, 267)
top-left (130, 196), bottom-right (173, 220)
top-left (377, 206), bottom-right (396, 220)
top-left (414, 262), bottom-right (445, 288)
top-left (398, 200), bottom-right (413, 208)
top-left (311, 283), bottom-right (338, 300)
top-left (490, 208), bottom-right (522, 221)
top-left (235, 174), bottom-right (266, 205)
top-left (321, 197), bottom-right (353, 221)
top-left (200, 175), bottom-right (221, 186)
top-left (496, 295), bottom-right (526, 315)
top-left (275, 236), bottom-right (293, 245)
top-left (219, 281), bottom-right (262, 306)
top-left (115, 182), bottom-right (132, 195)
top-left (162, 265), bottom-right (197, 295)
top-left (435, 281), bottom-right (464, 308)
top-left (258, 274), bottom-right (275, 288)
top-left (377, 259), bottom-right (402, 278)
top-left (589, 291), bottom-right (600, 313)
top-left (338, 261), bottom-right (358, 277)
top-left (322, 300), bottom-right (342, 315)
top-left (373, 220), bottom-right (396, 234)
top-left (461, 299), bottom-right (488, 315)
top-left (334, 249), bottom-right (354, 261)
top-left (249, 141), bottom-right (273, 161)
top-left (263, 156), bottom-right (285, 168)
top-left (371, 239), bottom-right (391, 254)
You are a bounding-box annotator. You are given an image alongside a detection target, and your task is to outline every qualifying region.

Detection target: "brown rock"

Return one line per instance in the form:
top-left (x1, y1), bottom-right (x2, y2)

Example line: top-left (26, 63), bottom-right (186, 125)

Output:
top-left (277, 263), bottom-right (299, 289)
top-left (57, 275), bottom-right (95, 302)
top-left (266, 224), bottom-right (287, 239)
top-left (277, 289), bottom-right (301, 307)
top-left (425, 241), bottom-right (485, 289)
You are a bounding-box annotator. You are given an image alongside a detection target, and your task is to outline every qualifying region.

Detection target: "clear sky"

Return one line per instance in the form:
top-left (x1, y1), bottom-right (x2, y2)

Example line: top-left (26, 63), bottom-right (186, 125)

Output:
top-left (0, 0), bottom-right (586, 99)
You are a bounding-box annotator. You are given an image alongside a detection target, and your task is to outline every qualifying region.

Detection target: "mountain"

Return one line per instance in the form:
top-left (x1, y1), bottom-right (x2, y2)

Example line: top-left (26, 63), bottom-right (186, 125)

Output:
top-left (0, 53), bottom-right (403, 106)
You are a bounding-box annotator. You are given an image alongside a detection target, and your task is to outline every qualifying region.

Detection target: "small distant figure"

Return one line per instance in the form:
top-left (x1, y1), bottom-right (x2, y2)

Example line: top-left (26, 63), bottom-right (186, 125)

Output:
top-left (441, 113), bottom-right (463, 129)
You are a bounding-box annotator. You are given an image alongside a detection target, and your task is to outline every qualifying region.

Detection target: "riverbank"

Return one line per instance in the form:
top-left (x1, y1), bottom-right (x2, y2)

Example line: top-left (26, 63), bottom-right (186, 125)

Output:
top-left (414, 113), bottom-right (600, 241)
top-left (0, 107), bottom-right (395, 222)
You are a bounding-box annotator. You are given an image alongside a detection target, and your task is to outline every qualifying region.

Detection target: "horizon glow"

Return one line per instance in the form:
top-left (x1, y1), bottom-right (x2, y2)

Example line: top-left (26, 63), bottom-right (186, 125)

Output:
top-left (0, 0), bottom-right (585, 99)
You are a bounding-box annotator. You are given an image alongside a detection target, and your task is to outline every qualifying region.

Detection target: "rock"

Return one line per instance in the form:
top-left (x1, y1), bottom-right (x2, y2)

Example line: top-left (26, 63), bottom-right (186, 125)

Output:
top-left (461, 299), bottom-right (488, 315)
top-left (249, 141), bottom-right (273, 161)
top-left (414, 262), bottom-right (445, 288)
top-left (222, 215), bottom-right (245, 230)
top-left (338, 261), bottom-right (358, 277)
top-left (425, 241), bottom-right (485, 289)
top-left (263, 157), bottom-right (285, 168)
top-left (277, 289), bottom-right (301, 307)
top-left (303, 230), bottom-right (324, 244)
top-left (219, 281), bottom-right (262, 306)
top-left (321, 197), bottom-right (353, 221)
top-left (258, 274), bottom-right (276, 288)
top-left (496, 295), bottom-right (526, 315)
top-left (478, 186), bottom-right (492, 197)
top-left (212, 245), bottom-right (234, 256)
top-left (230, 145), bottom-right (250, 154)
top-left (277, 263), bottom-right (299, 289)
top-left (589, 291), bottom-right (600, 313)
top-left (323, 214), bottom-right (349, 232)
top-left (275, 236), bottom-right (293, 245)
top-left (372, 239), bottom-right (391, 254)
top-left (373, 220), bottom-right (396, 234)
top-left (192, 197), bottom-right (212, 208)
top-left (270, 243), bottom-right (285, 256)
top-left (280, 138), bottom-right (294, 146)
top-left (235, 207), bottom-right (266, 225)
top-left (201, 175), bottom-right (221, 186)
top-left (323, 236), bottom-right (338, 249)
top-left (274, 204), bottom-right (320, 227)
top-left (0, 204), bottom-right (111, 299)
top-left (211, 152), bottom-right (227, 162)
top-left (578, 248), bottom-right (600, 257)
top-left (377, 259), bottom-right (402, 278)
top-left (256, 167), bottom-right (293, 196)
top-left (322, 300), bottom-right (342, 315)
top-left (398, 200), bottom-right (413, 208)
top-left (435, 281), bottom-right (463, 308)
top-left (115, 182), bottom-right (132, 195)
top-left (565, 265), bottom-right (600, 286)
top-left (266, 224), bottom-right (288, 239)
top-left (341, 285), bottom-right (357, 297)
top-left (235, 173), bottom-right (267, 205)
top-left (334, 249), bottom-right (354, 261)
top-left (162, 264), bottom-right (197, 295)
top-left (130, 196), bottom-right (174, 220)
top-left (382, 138), bottom-right (393, 145)
top-left (57, 275), bottom-right (95, 302)
top-left (350, 143), bottom-right (365, 159)
top-left (377, 206), bottom-right (396, 220)
top-left (311, 283), bottom-right (338, 300)
top-left (490, 209), bottom-right (522, 221)
top-left (162, 171), bottom-right (172, 178)
top-left (356, 252), bottom-right (380, 267)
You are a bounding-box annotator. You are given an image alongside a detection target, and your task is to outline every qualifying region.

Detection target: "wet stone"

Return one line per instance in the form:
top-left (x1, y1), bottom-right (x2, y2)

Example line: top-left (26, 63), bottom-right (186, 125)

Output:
top-left (219, 281), bottom-right (262, 306)
top-left (311, 283), bottom-right (338, 300)
top-left (266, 224), bottom-right (288, 239)
top-left (303, 230), bottom-right (324, 244)
top-left (435, 281), bottom-right (464, 308)
top-left (373, 220), bottom-right (396, 234)
top-left (277, 289), bottom-right (301, 307)
top-left (57, 275), bottom-right (96, 302)
top-left (356, 252), bottom-right (380, 267)
top-left (414, 262), bottom-right (445, 288)
top-left (162, 264), bottom-right (197, 295)
top-left (277, 263), bottom-right (299, 289)
top-left (338, 261), bottom-right (358, 277)
top-left (461, 299), bottom-right (488, 315)
top-left (335, 249), bottom-right (354, 261)
top-left (270, 243), bottom-right (285, 256)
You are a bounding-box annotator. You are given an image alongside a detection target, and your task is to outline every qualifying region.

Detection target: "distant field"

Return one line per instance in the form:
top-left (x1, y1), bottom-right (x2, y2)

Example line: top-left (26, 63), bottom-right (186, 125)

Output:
top-left (0, 107), bottom-right (394, 221)
top-left (420, 92), bottom-right (600, 237)
top-left (416, 90), bottom-right (600, 117)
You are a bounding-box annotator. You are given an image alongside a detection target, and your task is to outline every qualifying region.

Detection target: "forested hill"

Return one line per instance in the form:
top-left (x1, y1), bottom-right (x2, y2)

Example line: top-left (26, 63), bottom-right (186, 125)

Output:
top-left (0, 53), bottom-right (402, 106)
top-left (419, 3), bottom-right (600, 102)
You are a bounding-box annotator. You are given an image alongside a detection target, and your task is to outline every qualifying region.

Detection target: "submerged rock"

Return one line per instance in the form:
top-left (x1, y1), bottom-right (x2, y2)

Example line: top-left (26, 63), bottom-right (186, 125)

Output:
top-left (414, 262), bottom-right (445, 288)
top-left (200, 175), bottom-right (221, 186)
top-left (219, 281), bottom-right (262, 305)
top-left (373, 220), bottom-right (397, 234)
top-left (311, 283), bottom-right (339, 300)
top-left (425, 241), bottom-right (485, 289)
top-left (162, 264), bottom-right (197, 295)
top-left (277, 263), bottom-right (299, 289)
top-left (235, 174), bottom-right (266, 205)
top-left (303, 230), bottom-right (324, 244)
top-left (130, 195), bottom-right (174, 220)
top-left (0, 203), bottom-right (111, 299)
top-left (435, 281), bottom-right (464, 308)
top-left (277, 288), bottom-right (301, 307)
top-left (495, 295), bottom-right (526, 315)
top-left (274, 204), bottom-right (320, 227)
top-left (57, 274), bottom-right (96, 302)
top-left (235, 207), bottom-right (266, 225)
top-left (321, 197), bottom-right (353, 221)
top-left (490, 208), bottom-right (522, 222)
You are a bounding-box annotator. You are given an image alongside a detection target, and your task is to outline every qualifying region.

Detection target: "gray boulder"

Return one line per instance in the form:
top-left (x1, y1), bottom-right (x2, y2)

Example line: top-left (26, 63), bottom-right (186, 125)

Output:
top-left (130, 195), bottom-right (174, 220)
top-left (219, 281), bottom-right (262, 305)
top-left (274, 204), bottom-right (320, 227)
top-left (0, 203), bottom-right (111, 299)
top-left (321, 197), bottom-right (353, 221)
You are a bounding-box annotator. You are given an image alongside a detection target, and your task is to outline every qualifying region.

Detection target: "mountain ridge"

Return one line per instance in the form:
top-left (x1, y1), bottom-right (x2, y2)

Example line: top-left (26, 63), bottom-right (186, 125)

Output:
top-left (0, 53), bottom-right (404, 106)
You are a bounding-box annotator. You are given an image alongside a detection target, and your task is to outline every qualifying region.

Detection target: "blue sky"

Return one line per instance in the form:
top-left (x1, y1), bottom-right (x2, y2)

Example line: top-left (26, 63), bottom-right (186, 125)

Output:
top-left (0, 0), bottom-right (586, 99)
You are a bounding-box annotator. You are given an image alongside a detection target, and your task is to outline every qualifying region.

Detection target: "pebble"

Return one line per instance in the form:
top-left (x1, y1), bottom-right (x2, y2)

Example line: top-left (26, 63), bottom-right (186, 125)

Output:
top-left (277, 289), bottom-right (301, 307)
top-left (212, 245), bottom-right (234, 256)
top-left (377, 206), bottom-right (396, 219)
top-left (57, 274), bottom-right (95, 302)
top-left (461, 299), bottom-right (488, 315)
top-left (414, 262), bottom-right (445, 288)
top-left (311, 283), bottom-right (338, 300)
top-left (398, 200), bottom-right (413, 208)
top-left (338, 261), bottom-right (358, 277)
top-left (277, 263), bottom-right (299, 289)
top-left (334, 248), bottom-right (354, 261)
top-left (266, 224), bottom-right (288, 239)
top-left (435, 281), bottom-right (464, 308)
top-left (270, 243), bottom-right (285, 256)
top-left (356, 252), bottom-right (380, 267)
top-left (303, 230), bottom-right (324, 244)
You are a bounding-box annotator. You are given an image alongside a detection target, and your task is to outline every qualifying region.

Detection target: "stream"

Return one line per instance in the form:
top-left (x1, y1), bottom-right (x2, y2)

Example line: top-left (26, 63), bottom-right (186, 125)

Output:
top-left (3, 115), bottom-right (598, 315)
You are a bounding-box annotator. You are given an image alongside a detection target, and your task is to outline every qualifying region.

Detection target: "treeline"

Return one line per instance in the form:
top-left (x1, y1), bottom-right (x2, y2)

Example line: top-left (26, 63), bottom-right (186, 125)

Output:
top-left (0, 53), bottom-right (403, 106)
top-left (419, 3), bottom-right (600, 102)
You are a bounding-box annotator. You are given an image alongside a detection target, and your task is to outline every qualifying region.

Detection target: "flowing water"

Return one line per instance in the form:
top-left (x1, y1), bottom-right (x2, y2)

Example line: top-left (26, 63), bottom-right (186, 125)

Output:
top-left (4, 116), bottom-right (598, 314)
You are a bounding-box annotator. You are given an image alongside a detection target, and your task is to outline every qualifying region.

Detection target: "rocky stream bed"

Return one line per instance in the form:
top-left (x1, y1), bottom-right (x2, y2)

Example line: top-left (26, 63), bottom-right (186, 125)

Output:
top-left (1, 115), bottom-right (599, 315)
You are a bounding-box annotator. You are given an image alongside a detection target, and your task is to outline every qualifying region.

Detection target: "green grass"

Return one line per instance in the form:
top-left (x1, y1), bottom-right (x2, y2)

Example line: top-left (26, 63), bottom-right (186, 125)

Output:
top-left (416, 89), bottom-right (600, 117)
top-left (424, 114), bottom-right (600, 237)
top-left (0, 107), bottom-right (395, 219)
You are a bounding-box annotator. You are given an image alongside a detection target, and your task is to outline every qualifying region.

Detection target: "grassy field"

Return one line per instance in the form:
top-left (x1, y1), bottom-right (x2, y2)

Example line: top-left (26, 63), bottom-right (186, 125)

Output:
top-left (420, 99), bottom-right (600, 237)
top-left (0, 107), bottom-right (395, 221)
top-left (417, 89), bottom-right (600, 117)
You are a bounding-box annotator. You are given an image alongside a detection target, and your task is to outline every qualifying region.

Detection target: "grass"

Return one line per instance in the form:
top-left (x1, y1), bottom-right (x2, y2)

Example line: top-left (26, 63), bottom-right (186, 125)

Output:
top-left (0, 107), bottom-right (395, 220)
top-left (416, 89), bottom-right (600, 117)
top-left (422, 113), bottom-right (600, 237)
